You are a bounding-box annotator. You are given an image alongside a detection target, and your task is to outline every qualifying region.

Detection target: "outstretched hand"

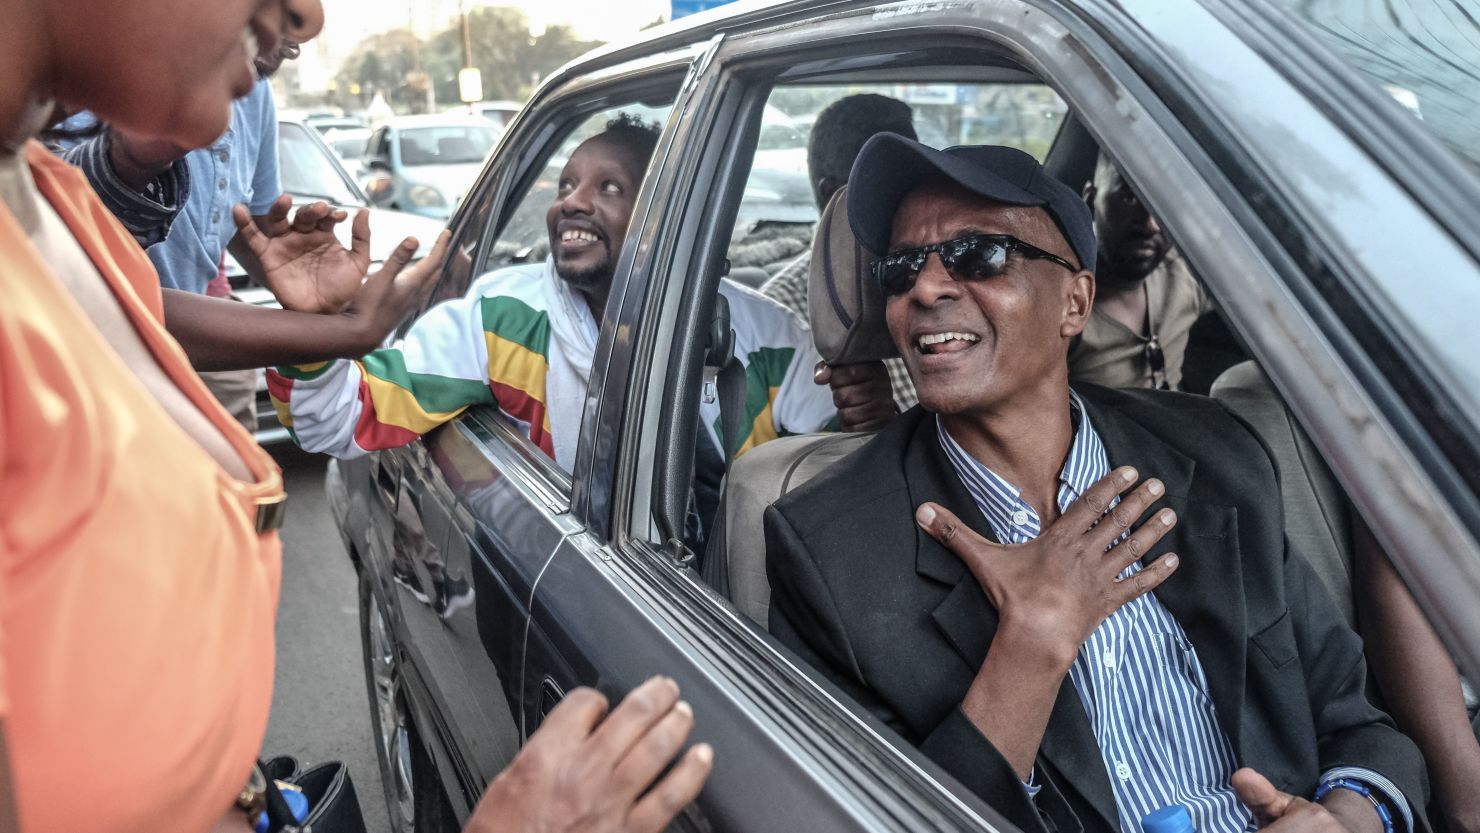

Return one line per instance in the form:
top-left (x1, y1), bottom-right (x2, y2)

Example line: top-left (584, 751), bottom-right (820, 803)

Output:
top-left (464, 677), bottom-right (714, 833)
top-left (915, 466), bottom-right (1179, 671)
top-left (328, 228), bottom-right (452, 355)
top-left (233, 196), bottom-right (371, 314)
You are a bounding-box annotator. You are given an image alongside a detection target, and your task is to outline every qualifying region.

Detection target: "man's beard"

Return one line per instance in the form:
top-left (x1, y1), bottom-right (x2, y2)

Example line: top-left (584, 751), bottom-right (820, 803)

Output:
top-left (555, 256), bottom-right (614, 295)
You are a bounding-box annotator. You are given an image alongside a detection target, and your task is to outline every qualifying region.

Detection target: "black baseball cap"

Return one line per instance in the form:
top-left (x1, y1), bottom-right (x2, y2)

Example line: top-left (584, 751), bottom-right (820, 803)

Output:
top-left (846, 133), bottom-right (1096, 271)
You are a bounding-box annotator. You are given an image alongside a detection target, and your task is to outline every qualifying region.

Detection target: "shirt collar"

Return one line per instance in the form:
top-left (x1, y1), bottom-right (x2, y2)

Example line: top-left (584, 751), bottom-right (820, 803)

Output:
top-left (936, 390), bottom-right (1109, 539)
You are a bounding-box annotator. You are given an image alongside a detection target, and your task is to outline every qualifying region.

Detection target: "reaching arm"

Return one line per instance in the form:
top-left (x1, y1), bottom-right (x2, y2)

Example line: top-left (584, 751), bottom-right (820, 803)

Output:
top-left (162, 228), bottom-right (449, 371)
top-left (1354, 518), bottom-right (1480, 833)
top-left (270, 252), bottom-right (499, 459)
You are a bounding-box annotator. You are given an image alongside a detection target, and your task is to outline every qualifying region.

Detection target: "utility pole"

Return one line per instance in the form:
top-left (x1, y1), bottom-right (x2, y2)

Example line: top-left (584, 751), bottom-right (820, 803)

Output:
top-left (460, 0), bottom-right (473, 68)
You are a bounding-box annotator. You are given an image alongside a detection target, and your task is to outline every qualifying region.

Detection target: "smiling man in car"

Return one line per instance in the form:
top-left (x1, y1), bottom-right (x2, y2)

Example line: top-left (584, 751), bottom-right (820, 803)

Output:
top-left (269, 113), bottom-right (892, 477)
top-left (764, 134), bottom-right (1427, 833)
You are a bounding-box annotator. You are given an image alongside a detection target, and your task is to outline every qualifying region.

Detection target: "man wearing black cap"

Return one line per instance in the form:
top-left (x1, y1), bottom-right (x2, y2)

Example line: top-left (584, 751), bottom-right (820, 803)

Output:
top-left (764, 135), bottom-right (1426, 833)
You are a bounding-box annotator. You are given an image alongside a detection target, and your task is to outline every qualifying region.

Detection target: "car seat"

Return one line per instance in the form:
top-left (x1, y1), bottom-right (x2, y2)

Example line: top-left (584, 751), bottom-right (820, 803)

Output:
top-left (1209, 361), bottom-right (1355, 625)
top-left (720, 185), bottom-right (898, 623)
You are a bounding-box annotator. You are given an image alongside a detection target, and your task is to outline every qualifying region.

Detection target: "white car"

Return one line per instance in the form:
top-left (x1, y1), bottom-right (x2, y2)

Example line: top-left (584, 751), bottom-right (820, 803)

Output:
top-left (361, 114), bottom-right (503, 221)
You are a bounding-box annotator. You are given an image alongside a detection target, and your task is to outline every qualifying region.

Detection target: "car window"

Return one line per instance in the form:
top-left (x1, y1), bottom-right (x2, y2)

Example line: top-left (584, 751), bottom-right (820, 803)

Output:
top-left (277, 121), bottom-right (361, 206)
top-left (398, 125), bottom-right (499, 166)
top-left (370, 128), bottom-right (390, 159)
top-left (730, 82), bottom-right (1066, 270)
top-left (421, 94), bottom-right (676, 489)
top-left (1271, 0), bottom-right (1480, 178)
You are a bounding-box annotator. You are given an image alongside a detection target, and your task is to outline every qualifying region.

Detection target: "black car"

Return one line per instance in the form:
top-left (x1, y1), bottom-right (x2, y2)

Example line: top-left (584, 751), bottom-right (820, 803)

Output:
top-left (327, 1), bottom-right (1480, 830)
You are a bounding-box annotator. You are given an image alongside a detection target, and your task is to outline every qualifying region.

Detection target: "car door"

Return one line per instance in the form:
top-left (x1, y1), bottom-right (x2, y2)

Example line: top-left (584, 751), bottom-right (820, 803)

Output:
top-left (374, 46), bottom-right (707, 823)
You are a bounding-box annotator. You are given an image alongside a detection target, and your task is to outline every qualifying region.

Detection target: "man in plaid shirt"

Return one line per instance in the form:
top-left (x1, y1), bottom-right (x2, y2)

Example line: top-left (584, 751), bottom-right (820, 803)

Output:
top-left (761, 94), bottom-right (920, 408)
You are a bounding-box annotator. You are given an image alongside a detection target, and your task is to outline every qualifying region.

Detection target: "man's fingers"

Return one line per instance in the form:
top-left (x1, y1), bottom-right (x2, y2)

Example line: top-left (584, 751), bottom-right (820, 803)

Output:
top-left (1112, 507), bottom-right (1178, 571)
top-left (263, 194), bottom-right (293, 232)
top-left (349, 209), bottom-right (372, 263)
top-left (813, 361), bottom-right (833, 386)
top-left (394, 230), bottom-right (451, 293)
top-left (916, 502), bottom-right (992, 555)
top-left (1060, 466), bottom-right (1140, 532)
top-left (1092, 477), bottom-right (1169, 551)
top-left (1113, 552), bottom-right (1179, 606)
top-left (1232, 767), bottom-right (1299, 823)
top-left (587, 676), bottom-right (682, 769)
top-left (316, 208), bottom-right (349, 233)
top-left (824, 362), bottom-right (885, 388)
top-left (369, 237), bottom-right (419, 285)
top-left (624, 743), bottom-right (714, 833)
top-left (232, 204), bottom-right (270, 258)
top-left (533, 687), bottom-right (610, 744)
top-left (291, 201), bottom-right (329, 233)
top-left (611, 698), bottom-right (695, 798)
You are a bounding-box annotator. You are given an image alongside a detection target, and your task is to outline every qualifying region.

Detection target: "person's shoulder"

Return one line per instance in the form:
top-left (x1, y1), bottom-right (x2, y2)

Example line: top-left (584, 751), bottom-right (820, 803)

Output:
top-left (232, 78), bottom-right (277, 126)
top-left (1076, 383), bottom-right (1274, 476)
top-left (468, 262), bottom-right (550, 305)
top-left (721, 276), bottom-right (808, 327)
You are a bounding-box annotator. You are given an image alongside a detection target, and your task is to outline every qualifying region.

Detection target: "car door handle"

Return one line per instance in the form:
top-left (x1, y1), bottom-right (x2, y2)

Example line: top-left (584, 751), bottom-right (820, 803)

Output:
top-left (539, 677), bottom-right (565, 720)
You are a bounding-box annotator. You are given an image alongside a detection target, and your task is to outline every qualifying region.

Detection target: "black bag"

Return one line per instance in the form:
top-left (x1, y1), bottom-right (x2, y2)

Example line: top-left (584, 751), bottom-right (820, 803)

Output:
top-left (260, 756), bottom-right (369, 833)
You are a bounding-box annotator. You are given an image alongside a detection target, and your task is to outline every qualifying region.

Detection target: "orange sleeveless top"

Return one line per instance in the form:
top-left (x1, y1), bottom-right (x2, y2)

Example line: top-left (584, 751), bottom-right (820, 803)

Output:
top-left (0, 143), bottom-right (283, 832)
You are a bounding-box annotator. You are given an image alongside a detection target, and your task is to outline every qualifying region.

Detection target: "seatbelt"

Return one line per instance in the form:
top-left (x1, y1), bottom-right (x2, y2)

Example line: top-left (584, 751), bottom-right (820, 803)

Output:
top-left (700, 295), bottom-right (745, 596)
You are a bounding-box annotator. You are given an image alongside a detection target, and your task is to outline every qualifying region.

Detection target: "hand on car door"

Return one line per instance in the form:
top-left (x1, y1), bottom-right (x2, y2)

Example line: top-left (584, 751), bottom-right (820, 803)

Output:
top-left (463, 676), bottom-right (713, 833)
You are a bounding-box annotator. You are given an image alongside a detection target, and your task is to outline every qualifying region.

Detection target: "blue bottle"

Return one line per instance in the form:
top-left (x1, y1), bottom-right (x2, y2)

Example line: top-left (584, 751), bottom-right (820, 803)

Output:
top-left (1142, 804), bottom-right (1196, 833)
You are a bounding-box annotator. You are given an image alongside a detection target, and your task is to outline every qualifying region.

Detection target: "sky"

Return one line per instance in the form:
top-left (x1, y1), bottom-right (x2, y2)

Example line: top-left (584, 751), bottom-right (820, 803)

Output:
top-left (316, 0), bottom-right (670, 58)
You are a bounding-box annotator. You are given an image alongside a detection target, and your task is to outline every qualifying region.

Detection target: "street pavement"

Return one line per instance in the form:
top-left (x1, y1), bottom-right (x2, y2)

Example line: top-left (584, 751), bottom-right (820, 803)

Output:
top-left (262, 444), bottom-right (390, 833)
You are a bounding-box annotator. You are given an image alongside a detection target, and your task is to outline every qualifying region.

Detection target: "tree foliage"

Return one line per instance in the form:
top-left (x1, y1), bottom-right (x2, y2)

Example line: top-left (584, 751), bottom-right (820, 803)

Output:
top-left (333, 6), bottom-right (602, 113)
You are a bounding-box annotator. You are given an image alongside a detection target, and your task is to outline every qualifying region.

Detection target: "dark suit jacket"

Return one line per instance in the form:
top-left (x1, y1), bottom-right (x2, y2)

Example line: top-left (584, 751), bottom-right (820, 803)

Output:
top-left (765, 384), bottom-right (1427, 833)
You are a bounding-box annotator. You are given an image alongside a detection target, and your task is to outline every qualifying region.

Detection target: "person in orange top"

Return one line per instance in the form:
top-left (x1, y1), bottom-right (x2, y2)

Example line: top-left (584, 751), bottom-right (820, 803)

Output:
top-left (0, 1), bottom-right (710, 832)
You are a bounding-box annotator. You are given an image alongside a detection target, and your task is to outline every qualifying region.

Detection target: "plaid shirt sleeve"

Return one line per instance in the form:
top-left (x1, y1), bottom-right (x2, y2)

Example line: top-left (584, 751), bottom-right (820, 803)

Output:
top-left (61, 132), bottom-right (189, 250)
top-left (759, 254), bottom-right (812, 326)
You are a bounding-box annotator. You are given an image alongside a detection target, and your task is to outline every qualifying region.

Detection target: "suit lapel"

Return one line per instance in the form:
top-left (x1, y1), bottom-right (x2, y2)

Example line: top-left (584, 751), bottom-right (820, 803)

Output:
top-left (1083, 393), bottom-right (1248, 757)
top-left (908, 414), bottom-right (1123, 831)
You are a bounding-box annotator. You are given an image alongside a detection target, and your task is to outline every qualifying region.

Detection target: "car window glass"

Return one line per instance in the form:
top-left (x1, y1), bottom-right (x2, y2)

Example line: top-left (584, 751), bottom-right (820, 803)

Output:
top-left (1271, 0), bottom-right (1480, 179)
top-left (277, 122), bottom-right (361, 206)
top-left (399, 124), bottom-right (500, 166)
top-left (730, 82), bottom-right (1066, 269)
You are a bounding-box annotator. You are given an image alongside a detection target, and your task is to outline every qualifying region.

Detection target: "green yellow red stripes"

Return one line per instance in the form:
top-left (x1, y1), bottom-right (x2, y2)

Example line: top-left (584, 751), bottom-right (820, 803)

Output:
top-left (715, 346), bottom-right (795, 457)
top-left (481, 296), bottom-right (554, 456)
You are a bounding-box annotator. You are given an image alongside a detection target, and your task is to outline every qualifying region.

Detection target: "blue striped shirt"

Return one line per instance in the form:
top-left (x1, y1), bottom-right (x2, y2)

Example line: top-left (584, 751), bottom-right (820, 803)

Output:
top-left (936, 392), bottom-right (1410, 833)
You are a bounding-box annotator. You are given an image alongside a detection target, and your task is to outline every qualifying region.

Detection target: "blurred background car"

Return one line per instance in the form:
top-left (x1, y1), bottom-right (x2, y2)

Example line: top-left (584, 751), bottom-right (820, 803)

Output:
top-left (226, 116), bottom-right (447, 444)
top-left (446, 100), bottom-right (526, 129)
top-left (303, 113), bottom-right (368, 135)
top-left (323, 126), bottom-right (373, 176)
top-left (360, 114), bottom-right (502, 221)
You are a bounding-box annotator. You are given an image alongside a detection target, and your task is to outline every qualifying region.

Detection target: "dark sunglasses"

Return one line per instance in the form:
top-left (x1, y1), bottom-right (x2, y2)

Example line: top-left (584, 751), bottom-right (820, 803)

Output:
top-left (874, 233), bottom-right (1078, 296)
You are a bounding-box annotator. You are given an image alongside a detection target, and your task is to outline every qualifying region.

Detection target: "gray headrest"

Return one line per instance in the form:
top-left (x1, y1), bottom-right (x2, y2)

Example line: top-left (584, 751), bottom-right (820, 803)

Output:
top-left (808, 185), bottom-right (899, 365)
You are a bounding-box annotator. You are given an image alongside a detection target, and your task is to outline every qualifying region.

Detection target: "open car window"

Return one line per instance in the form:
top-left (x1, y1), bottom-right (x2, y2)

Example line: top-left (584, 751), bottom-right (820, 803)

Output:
top-left (410, 93), bottom-right (676, 495)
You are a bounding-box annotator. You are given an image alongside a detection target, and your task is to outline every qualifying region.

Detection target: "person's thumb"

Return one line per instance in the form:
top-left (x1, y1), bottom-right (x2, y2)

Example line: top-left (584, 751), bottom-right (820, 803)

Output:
top-left (916, 502), bottom-right (995, 556)
top-left (1232, 767), bottom-right (1297, 824)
